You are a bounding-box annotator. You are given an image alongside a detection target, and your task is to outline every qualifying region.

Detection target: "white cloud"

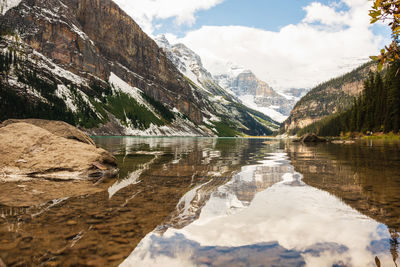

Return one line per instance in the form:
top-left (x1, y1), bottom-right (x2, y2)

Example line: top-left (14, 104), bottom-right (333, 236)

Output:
top-left (175, 0), bottom-right (387, 91)
top-left (113, 0), bottom-right (224, 36)
top-left (302, 2), bottom-right (349, 26)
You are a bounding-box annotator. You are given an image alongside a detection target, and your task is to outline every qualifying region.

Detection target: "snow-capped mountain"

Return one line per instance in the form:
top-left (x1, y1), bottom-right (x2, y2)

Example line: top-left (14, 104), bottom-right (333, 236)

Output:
top-left (282, 88), bottom-right (309, 100)
top-left (214, 66), bottom-right (297, 123)
top-left (0, 0), bottom-right (279, 138)
top-left (155, 35), bottom-right (280, 134)
top-left (156, 35), bottom-right (295, 123)
top-left (0, 0), bottom-right (21, 15)
top-left (155, 35), bottom-right (234, 98)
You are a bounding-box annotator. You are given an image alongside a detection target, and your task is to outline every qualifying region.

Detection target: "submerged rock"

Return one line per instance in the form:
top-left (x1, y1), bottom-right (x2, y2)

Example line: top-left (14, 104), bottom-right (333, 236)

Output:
top-left (294, 133), bottom-right (326, 143)
top-left (331, 140), bottom-right (356, 145)
top-left (0, 121), bottom-right (117, 180)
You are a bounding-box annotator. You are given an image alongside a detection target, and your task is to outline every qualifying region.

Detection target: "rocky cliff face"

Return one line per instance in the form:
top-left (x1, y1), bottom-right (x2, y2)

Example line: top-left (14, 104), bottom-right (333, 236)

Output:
top-left (283, 62), bottom-right (376, 133)
top-left (155, 35), bottom-right (233, 99)
top-left (155, 35), bottom-right (280, 136)
top-left (155, 35), bottom-right (292, 124)
top-left (0, 0), bottom-right (225, 136)
top-left (0, 0), bottom-right (280, 136)
top-left (214, 66), bottom-right (295, 122)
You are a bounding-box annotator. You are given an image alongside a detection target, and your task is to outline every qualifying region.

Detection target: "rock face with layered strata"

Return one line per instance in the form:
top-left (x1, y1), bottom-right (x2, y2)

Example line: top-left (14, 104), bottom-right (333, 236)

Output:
top-left (214, 66), bottom-right (295, 121)
top-left (155, 36), bottom-right (280, 134)
top-left (283, 62), bottom-right (376, 133)
top-left (0, 120), bottom-right (117, 179)
top-left (0, 0), bottom-right (279, 136)
top-left (0, 0), bottom-right (206, 134)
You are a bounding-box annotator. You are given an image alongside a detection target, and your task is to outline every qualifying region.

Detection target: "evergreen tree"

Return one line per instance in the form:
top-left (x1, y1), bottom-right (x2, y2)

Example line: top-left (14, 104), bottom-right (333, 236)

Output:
top-left (297, 61), bottom-right (400, 136)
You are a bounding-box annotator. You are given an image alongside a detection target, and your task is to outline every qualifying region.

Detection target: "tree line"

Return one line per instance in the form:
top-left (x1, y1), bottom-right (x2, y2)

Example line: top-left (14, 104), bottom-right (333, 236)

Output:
top-left (298, 61), bottom-right (400, 136)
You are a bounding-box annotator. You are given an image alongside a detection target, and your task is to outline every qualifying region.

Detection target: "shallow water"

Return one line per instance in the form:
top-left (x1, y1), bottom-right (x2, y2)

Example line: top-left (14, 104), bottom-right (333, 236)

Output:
top-left (0, 137), bottom-right (399, 266)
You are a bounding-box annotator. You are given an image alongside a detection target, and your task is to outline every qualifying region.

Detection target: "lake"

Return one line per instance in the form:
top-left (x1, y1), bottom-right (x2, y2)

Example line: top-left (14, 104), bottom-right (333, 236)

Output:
top-left (0, 137), bottom-right (399, 266)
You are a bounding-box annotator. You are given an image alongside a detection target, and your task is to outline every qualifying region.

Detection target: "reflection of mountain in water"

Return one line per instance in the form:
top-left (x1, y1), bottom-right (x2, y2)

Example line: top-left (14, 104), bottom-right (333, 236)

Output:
top-left (122, 141), bottom-right (399, 267)
top-left (2, 138), bottom-right (399, 266)
top-left (287, 141), bottom-right (400, 266)
top-left (0, 138), bottom-right (270, 266)
top-left (287, 142), bottom-right (400, 227)
top-left (156, 140), bottom-right (286, 230)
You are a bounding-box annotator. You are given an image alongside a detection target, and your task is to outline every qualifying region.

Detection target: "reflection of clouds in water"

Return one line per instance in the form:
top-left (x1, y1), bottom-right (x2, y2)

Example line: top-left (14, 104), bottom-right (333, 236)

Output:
top-left (121, 151), bottom-right (397, 267)
top-left (123, 233), bottom-right (305, 267)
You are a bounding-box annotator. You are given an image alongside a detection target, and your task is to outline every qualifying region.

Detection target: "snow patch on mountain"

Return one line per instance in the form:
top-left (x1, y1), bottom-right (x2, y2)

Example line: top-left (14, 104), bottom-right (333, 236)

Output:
top-left (156, 35), bottom-right (213, 93)
top-left (0, 0), bottom-right (21, 15)
top-left (56, 84), bottom-right (78, 112)
top-left (239, 95), bottom-right (287, 123)
top-left (109, 72), bottom-right (166, 121)
top-left (109, 72), bottom-right (144, 103)
top-left (155, 35), bottom-right (281, 133)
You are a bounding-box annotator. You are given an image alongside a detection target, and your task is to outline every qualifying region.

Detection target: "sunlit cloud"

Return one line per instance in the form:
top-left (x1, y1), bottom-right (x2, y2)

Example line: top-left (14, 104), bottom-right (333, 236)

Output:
top-left (175, 0), bottom-right (387, 90)
top-left (113, 0), bottom-right (224, 36)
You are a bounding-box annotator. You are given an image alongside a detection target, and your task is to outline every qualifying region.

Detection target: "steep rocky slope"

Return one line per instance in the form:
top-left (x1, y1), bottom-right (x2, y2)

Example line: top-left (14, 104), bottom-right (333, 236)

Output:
top-left (156, 35), bottom-right (291, 123)
top-left (214, 65), bottom-right (295, 122)
top-left (0, 0), bottom-right (208, 135)
top-left (283, 62), bottom-right (376, 133)
top-left (0, 0), bottom-right (277, 136)
top-left (155, 35), bottom-right (233, 99)
top-left (155, 35), bottom-right (280, 135)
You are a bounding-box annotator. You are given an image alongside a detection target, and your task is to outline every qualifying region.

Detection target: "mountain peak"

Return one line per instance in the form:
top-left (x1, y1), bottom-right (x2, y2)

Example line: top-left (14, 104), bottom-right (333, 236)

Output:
top-left (155, 34), bottom-right (171, 50)
top-left (0, 0), bottom-right (22, 15)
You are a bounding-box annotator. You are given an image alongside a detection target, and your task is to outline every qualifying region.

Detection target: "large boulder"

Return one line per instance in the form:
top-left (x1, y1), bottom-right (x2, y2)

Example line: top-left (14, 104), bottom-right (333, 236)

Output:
top-left (0, 119), bottom-right (95, 145)
top-left (0, 121), bottom-right (117, 180)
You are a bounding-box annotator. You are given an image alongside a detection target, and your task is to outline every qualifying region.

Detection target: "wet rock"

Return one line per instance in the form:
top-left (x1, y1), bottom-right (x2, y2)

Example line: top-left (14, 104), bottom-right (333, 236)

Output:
top-left (0, 121), bottom-right (117, 180)
top-left (44, 260), bottom-right (61, 267)
top-left (294, 133), bottom-right (326, 143)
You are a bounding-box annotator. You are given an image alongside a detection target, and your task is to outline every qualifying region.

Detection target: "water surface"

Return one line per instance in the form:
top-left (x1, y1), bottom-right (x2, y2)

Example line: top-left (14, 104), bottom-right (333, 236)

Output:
top-left (0, 137), bottom-right (399, 266)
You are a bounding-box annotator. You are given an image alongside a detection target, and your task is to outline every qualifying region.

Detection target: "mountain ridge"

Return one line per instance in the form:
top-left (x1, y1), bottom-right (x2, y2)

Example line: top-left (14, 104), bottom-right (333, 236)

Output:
top-left (156, 35), bottom-right (293, 123)
top-left (282, 61), bottom-right (376, 134)
top-left (0, 0), bottom-right (278, 137)
top-left (155, 35), bottom-right (280, 136)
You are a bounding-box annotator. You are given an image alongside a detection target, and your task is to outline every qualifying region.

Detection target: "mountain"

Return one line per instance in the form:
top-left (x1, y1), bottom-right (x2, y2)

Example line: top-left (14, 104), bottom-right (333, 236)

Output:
top-left (155, 35), bottom-right (280, 135)
top-left (214, 65), bottom-right (296, 122)
top-left (155, 35), bottom-right (233, 99)
top-left (281, 88), bottom-right (309, 101)
top-left (0, 0), bottom-right (20, 15)
top-left (282, 61), bottom-right (376, 134)
top-left (0, 0), bottom-right (278, 137)
top-left (155, 35), bottom-right (288, 124)
top-left (295, 62), bottom-right (400, 136)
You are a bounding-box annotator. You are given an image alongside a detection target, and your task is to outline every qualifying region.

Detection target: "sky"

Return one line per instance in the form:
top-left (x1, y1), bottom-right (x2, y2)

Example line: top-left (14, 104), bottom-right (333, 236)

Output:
top-left (113, 0), bottom-right (391, 91)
